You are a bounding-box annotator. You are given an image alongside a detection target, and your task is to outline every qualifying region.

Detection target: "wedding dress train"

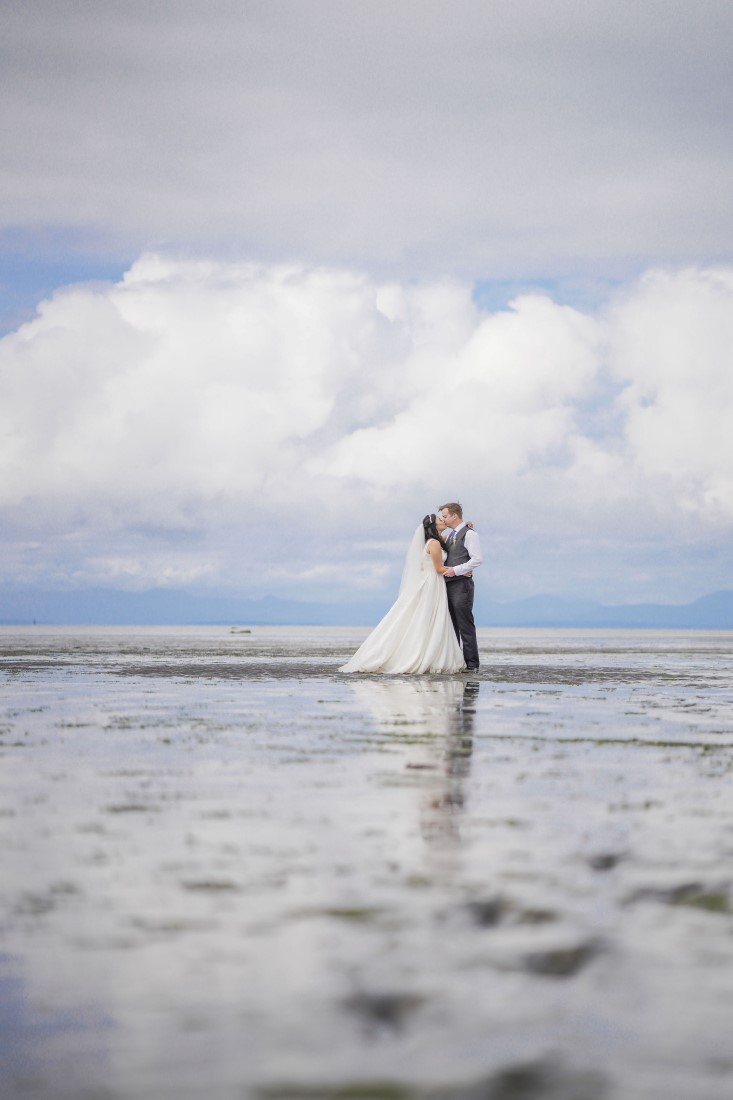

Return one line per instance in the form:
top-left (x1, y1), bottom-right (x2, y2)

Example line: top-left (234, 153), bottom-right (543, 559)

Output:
top-left (340, 535), bottom-right (465, 675)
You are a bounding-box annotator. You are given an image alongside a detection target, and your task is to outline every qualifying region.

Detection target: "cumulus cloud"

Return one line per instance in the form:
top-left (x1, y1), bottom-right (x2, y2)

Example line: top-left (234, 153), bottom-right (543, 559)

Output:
top-left (609, 269), bottom-right (733, 521)
top-left (1, 257), bottom-right (731, 601)
top-left (311, 294), bottom-right (600, 487)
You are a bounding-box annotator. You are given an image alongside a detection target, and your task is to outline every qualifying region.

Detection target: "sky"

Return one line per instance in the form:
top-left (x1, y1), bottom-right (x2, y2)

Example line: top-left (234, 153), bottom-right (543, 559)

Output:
top-left (1, 0), bottom-right (732, 609)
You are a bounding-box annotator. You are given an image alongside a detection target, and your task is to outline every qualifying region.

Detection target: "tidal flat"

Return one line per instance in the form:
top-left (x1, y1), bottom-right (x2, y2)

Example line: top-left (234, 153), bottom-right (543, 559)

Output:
top-left (1, 625), bottom-right (732, 1100)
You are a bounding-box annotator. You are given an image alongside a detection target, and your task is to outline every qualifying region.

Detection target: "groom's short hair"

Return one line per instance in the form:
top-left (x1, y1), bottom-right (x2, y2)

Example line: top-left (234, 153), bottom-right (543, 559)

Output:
top-left (439, 501), bottom-right (463, 519)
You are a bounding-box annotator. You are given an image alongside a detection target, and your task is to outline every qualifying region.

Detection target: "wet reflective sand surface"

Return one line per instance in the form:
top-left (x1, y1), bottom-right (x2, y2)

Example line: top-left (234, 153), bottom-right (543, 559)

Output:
top-left (1, 625), bottom-right (732, 1100)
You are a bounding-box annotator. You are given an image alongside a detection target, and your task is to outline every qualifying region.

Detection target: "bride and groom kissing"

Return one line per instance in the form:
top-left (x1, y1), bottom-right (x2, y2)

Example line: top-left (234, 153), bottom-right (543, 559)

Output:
top-left (340, 502), bottom-right (482, 675)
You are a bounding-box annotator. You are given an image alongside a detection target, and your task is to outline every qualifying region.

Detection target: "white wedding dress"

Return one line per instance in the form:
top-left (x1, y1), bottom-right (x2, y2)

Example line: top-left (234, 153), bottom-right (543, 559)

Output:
top-left (340, 527), bottom-right (466, 675)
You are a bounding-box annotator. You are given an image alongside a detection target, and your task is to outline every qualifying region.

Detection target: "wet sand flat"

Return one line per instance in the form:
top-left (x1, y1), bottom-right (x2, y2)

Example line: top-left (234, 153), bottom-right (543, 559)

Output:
top-left (1, 625), bottom-right (732, 1100)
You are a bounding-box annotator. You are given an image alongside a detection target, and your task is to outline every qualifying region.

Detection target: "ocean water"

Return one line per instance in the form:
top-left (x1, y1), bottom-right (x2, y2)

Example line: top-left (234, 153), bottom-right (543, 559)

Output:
top-left (1, 625), bottom-right (732, 1100)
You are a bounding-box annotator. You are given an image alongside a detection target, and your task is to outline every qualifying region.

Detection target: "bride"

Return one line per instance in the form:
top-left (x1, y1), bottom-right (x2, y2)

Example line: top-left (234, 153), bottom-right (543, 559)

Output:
top-left (339, 514), bottom-right (466, 675)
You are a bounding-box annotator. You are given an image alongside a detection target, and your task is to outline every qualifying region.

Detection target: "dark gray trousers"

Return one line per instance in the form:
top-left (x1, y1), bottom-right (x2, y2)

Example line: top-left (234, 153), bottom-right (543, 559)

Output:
top-left (446, 576), bottom-right (479, 669)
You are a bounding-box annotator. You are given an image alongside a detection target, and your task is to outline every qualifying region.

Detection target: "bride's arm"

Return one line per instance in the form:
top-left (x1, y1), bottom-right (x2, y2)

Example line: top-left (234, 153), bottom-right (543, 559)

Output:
top-left (427, 539), bottom-right (448, 575)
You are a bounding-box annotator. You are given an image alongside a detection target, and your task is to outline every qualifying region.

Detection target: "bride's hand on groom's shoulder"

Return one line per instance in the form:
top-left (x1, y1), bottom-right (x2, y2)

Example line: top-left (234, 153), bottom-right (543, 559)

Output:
top-left (466, 520), bottom-right (474, 529)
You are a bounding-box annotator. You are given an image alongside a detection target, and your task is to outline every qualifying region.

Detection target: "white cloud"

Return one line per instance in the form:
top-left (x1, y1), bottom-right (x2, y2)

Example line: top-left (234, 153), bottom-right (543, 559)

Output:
top-left (611, 268), bottom-right (733, 511)
top-left (1, 257), bottom-right (732, 602)
top-left (311, 294), bottom-right (599, 486)
top-left (2, 2), bottom-right (732, 276)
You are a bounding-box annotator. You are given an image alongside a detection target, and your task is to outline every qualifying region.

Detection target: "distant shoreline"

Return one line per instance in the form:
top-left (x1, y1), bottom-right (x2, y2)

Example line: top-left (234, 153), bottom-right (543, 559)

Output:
top-left (1, 621), bottom-right (732, 633)
top-left (1, 586), bottom-right (732, 631)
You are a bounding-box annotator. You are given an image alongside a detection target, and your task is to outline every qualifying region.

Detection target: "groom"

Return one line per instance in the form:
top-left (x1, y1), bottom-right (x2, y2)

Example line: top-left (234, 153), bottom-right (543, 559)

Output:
top-left (439, 501), bottom-right (482, 671)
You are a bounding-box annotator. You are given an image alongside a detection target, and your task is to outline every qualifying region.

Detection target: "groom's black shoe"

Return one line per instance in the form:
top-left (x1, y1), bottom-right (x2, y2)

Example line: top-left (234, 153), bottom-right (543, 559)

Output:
top-left (463, 665), bottom-right (479, 672)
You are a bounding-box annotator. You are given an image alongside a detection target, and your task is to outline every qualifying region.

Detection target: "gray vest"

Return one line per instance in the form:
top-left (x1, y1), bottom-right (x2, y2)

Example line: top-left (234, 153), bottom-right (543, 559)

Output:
top-left (445, 526), bottom-right (470, 569)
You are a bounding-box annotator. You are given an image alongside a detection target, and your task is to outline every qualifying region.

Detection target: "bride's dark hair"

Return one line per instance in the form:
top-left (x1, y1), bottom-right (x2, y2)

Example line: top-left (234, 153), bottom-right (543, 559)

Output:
top-left (422, 513), bottom-right (445, 546)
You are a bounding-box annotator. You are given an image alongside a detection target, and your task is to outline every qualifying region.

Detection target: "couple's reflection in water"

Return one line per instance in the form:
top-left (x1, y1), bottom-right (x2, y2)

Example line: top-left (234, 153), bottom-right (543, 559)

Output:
top-left (348, 676), bottom-right (480, 850)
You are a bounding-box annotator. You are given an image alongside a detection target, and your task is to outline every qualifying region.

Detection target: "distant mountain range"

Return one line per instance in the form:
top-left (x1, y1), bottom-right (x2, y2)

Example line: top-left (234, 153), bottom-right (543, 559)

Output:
top-left (1, 586), bottom-right (732, 629)
top-left (476, 590), bottom-right (733, 629)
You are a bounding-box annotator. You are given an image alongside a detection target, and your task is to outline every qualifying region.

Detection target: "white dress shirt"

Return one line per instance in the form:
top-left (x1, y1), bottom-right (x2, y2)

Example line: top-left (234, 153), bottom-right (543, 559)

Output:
top-left (446, 521), bottom-right (482, 577)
